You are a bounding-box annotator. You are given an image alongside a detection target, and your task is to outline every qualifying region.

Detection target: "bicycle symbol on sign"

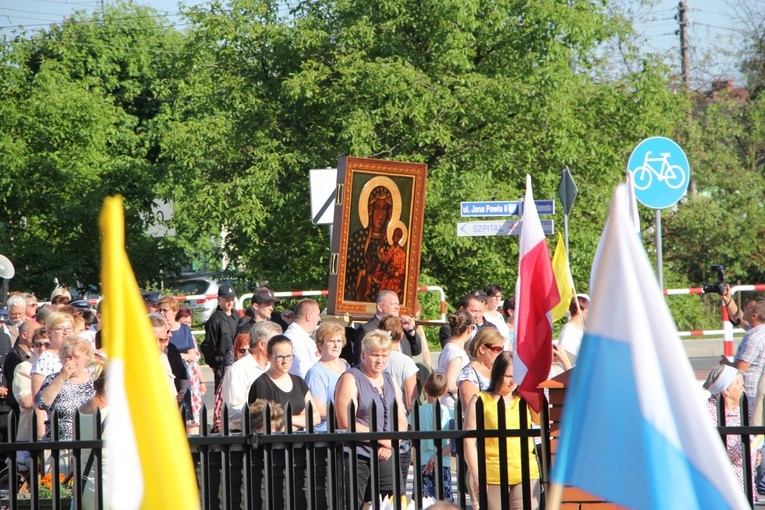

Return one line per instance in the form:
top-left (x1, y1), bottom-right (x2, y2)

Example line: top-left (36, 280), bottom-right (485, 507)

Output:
top-left (631, 151), bottom-right (686, 191)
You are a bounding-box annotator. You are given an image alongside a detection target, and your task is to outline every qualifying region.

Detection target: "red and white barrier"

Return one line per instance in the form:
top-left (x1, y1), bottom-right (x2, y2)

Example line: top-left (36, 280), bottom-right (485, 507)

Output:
top-left (665, 284), bottom-right (765, 357)
top-left (238, 285), bottom-right (447, 322)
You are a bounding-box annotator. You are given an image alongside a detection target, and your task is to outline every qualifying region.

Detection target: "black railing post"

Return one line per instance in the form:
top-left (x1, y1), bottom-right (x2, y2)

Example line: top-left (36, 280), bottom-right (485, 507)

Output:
top-left (455, 395), bottom-right (467, 510)
top-left (410, 400), bottom-right (422, 509)
top-left (391, 399), bottom-right (401, 510)
top-left (433, 399), bottom-right (444, 503)
top-left (517, 398), bottom-right (531, 510)
top-left (475, 398), bottom-right (488, 510)
top-left (306, 400), bottom-right (316, 510)
top-left (242, 403), bottom-right (252, 510)
top-left (220, 404), bottom-right (231, 510)
top-left (348, 399), bottom-right (358, 510)
top-left (740, 395), bottom-right (754, 507)
top-left (497, 397), bottom-right (509, 510)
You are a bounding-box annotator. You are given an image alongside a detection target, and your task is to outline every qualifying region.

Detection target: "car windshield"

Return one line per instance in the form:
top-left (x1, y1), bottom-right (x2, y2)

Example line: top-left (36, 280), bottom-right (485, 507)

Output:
top-left (177, 280), bottom-right (211, 295)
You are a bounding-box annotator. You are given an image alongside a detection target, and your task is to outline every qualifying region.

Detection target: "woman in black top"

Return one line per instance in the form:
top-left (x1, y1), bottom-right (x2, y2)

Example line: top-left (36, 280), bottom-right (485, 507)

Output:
top-left (248, 335), bottom-right (319, 509)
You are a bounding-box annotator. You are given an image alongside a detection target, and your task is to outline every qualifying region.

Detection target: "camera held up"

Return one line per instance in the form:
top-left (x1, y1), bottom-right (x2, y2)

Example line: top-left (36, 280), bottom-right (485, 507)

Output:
top-left (701, 264), bottom-right (726, 295)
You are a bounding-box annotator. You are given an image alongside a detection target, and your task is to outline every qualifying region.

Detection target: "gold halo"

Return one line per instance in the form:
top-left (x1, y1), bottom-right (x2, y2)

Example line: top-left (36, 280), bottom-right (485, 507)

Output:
top-left (387, 220), bottom-right (408, 247)
top-left (357, 176), bottom-right (402, 229)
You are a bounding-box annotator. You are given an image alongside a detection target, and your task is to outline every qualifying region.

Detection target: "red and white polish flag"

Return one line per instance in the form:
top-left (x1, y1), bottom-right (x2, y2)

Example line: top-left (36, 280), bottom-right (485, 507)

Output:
top-left (513, 174), bottom-right (560, 413)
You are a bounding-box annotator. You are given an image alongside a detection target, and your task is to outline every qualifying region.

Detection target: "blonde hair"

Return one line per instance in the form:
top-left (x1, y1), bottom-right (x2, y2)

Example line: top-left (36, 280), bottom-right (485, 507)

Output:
top-left (157, 296), bottom-right (180, 312)
top-left (361, 329), bottom-right (392, 353)
top-left (467, 327), bottom-right (504, 358)
top-left (45, 311), bottom-right (74, 332)
top-left (60, 336), bottom-right (94, 364)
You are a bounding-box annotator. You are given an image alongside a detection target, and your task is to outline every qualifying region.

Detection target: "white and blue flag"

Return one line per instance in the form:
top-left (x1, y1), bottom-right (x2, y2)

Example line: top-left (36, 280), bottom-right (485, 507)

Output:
top-left (551, 184), bottom-right (748, 509)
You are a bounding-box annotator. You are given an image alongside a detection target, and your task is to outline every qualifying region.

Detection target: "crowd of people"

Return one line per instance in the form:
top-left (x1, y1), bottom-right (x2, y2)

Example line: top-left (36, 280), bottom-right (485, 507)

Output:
top-left (0, 280), bottom-right (593, 509)
top-left (199, 282), bottom-right (585, 510)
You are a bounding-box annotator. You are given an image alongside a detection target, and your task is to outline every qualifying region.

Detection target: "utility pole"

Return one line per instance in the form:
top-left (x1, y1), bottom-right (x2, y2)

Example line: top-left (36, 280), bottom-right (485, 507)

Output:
top-left (678, 1), bottom-right (690, 88)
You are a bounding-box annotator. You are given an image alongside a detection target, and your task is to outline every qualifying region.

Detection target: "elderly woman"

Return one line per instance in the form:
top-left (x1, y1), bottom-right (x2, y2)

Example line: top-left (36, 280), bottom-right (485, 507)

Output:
top-left (30, 312), bottom-right (74, 439)
top-left (34, 337), bottom-right (96, 441)
top-left (159, 296), bottom-right (204, 433)
top-left (464, 352), bottom-right (540, 510)
top-left (305, 321), bottom-right (349, 430)
top-left (335, 329), bottom-right (408, 509)
top-left (704, 365), bottom-right (754, 493)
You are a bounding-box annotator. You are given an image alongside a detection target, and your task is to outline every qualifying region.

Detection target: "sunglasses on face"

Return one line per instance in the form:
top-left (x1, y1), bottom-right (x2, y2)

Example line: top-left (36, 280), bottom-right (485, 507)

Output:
top-left (484, 344), bottom-right (504, 353)
top-left (34, 342), bottom-right (51, 349)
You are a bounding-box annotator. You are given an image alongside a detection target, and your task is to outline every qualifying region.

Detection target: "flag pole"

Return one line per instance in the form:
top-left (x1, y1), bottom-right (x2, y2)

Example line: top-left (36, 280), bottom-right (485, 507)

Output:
top-left (547, 482), bottom-right (563, 510)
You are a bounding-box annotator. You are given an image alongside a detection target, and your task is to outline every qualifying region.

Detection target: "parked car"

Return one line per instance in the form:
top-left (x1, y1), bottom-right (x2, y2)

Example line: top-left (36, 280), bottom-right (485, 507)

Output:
top-left (174, 276), bottom-right (238, 323)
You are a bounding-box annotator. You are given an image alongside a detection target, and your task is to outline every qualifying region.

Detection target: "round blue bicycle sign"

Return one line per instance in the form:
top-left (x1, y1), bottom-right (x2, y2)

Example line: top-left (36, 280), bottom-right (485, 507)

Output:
top-left (627, 136), bottom-right (690, 209)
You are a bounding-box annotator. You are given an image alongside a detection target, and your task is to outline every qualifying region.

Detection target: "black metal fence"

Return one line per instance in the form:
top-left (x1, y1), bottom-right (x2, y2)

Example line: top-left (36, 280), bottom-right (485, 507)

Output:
top-left (0, 397), bottom-right (549, 510)
top-left (0, 396), bottom-right (758, 510)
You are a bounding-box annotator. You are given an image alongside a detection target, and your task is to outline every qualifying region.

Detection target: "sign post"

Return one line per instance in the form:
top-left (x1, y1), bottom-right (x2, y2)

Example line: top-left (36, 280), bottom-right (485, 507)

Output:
top-left (627, 137), bottom-right (690, 287)
top-left (557, 166), bottom-right (578, 256)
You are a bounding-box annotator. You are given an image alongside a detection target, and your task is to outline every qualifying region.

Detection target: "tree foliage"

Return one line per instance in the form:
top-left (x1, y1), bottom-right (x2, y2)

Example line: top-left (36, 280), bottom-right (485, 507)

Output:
top-left (1, 0), bottom-right (763, 333)
top-left (0, 2), bottom-right (187, 292)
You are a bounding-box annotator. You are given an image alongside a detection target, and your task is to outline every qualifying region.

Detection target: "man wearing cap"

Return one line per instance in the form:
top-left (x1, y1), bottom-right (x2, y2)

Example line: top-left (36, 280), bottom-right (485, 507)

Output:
top-left (237, 286), bottom-right (278, 334)
top-left (202, 284), bottom-right (240, 391)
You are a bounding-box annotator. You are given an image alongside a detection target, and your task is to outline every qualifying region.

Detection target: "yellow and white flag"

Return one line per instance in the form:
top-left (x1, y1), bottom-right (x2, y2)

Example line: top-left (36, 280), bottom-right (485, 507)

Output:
top-left (551, 232), bottom-right (575, 323)
top-left (100, 196), bottom-right (199, 509)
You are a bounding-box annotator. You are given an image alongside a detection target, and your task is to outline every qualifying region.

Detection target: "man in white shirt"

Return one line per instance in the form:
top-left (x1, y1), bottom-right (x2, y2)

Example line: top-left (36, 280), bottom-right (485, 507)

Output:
top-left (222, 321), bottom-right (281, 431)
top-left (285, 299), bottom-right (322, 379)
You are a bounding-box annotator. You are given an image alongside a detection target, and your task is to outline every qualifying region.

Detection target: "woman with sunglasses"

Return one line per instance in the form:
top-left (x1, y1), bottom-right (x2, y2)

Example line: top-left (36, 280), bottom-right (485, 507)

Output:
top-left (457, 328), bottom-right (506, 415)
top-left (30, 311), bottom-right (73, 440)
top-left (12, 328), bottom-right (50, 476)
top-left (464, 352), bottom-right (541, 510)
top-left (158, 297), bottom-right (204, 434)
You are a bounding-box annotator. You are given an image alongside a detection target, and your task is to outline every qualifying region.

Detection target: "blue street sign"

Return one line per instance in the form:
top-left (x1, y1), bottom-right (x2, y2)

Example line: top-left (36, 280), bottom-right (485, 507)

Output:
top-left (460, 200), bottom-right (555, 217)
top-left (457, 220), bottom-right (554, 237)
top-left (627, 137), bottom-right (690, 209)
top-left (461, 201), bottom-right (519, 217)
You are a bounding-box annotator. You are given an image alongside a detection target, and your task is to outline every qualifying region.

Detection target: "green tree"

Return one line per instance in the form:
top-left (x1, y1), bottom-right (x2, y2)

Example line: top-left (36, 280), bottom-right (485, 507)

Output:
top-left (0, 2), bottom-right (187, 295)
top-left (167, 0), bottom-right (688, 306)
